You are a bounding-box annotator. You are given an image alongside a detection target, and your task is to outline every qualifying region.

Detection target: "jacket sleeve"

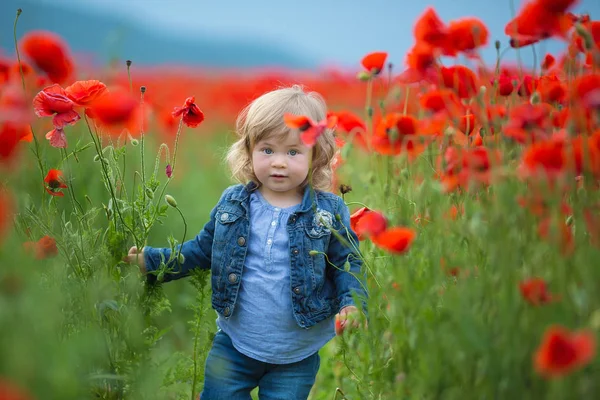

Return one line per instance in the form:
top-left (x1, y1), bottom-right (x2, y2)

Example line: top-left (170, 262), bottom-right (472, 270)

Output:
top-left (143, 201), bottom-right (218, 284)
top-left (326, 196), bottom-right (368, 313)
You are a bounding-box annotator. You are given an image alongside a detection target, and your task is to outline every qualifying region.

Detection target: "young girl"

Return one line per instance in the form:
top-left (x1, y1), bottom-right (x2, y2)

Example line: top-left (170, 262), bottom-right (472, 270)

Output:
top-left (125, 85), bottom-right (367, 399)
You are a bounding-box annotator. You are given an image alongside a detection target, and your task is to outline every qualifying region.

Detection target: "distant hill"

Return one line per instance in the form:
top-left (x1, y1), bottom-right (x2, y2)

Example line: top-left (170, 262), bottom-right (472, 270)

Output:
top-left (0, 0), bottom-right (316, 69)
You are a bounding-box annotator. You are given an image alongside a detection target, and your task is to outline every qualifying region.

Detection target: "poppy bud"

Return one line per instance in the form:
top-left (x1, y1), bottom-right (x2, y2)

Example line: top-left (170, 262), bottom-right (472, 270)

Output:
top-left (356, 71), bottom-right (371, 81)
top-left (575, 23), bottom-right (594, 50)
top-left (130, 138), bottom-right (139, 146)
top-left (140, 86), bottom-right (146, 94)
top-left (309, 250), bottom-right (319, 256)
top-left (165, 194), bottom-right (177, 208)
top-left (178, 253), bottom-right (185, 264)
top-left (145, 188), bottom-right (154, 199)
top-left (590, 309), bottom-right (600, 330)
top-left (530, 91), bottom-right (541, 105)
top-left (126, 60), bottom-right (132, 67)
top-left (495, 40), bottom-right (501, 50)
top-left (339, 184), bottom-right (353, 194)
top-left (93, 154), bottom-right (101, 162)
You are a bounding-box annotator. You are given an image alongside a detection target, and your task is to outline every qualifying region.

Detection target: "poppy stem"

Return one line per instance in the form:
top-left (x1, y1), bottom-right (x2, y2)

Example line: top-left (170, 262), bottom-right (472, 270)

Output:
top-left (171, 118), bottom-right (184, 178)
top-left (13, 8), bottom-right (46, 200)
top-left (84, 115), bottom-right (141, 247)
top-left (173, 205), bottom-right (187, 270)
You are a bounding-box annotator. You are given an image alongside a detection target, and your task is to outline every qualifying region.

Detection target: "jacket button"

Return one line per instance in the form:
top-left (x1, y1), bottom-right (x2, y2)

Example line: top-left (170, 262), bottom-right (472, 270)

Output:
top-left (220, 212), bottom-right (229, 221)
top-left (228, 273), bottom-right (238, 283)
top-left (289, 215), bottom-right (297, 223)
top-left (237, 236), bottom-right (246, 246)
top-left (223, 306), bottom-right (230, 316)
top-left (293, 287), bottom-right (301, 294)
top-left (292, 248), bottom-right (299, 255)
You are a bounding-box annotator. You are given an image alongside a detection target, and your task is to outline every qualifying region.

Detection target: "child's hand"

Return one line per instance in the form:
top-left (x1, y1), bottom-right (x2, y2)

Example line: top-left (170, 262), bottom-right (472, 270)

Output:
top-left (123, 246), bottom-right (147, 274)
top-left (335, 305), bottom-right (362, 335)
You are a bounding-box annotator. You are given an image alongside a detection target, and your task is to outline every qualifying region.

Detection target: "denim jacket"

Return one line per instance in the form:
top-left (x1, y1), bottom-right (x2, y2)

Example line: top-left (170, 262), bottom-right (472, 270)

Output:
top-left (144, 182), bottom-right (367, 329)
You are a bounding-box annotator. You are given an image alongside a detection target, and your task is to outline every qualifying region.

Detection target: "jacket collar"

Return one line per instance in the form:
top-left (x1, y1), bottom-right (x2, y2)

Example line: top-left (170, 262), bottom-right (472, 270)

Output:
top-left (230, 181), bottom-right (318, 214)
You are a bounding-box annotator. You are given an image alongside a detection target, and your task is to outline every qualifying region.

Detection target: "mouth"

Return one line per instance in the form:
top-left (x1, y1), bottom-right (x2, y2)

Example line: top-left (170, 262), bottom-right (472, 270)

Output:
top-left (270, 174), bottom-right (287, 178)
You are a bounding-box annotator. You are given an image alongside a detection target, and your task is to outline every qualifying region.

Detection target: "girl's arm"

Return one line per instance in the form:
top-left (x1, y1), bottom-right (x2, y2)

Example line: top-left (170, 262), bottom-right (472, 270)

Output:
top-left (143, 204), bottom-right (217, 283)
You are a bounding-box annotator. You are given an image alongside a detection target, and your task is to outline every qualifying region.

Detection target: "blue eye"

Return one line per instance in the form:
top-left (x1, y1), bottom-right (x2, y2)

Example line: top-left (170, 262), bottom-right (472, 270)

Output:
top-left (289, 149), bottom-right (298, 156)
top-left (263, 148), bottom-right (273, 154)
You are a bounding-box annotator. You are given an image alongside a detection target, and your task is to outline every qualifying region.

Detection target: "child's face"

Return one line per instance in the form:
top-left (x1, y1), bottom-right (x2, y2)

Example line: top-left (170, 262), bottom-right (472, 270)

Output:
top-left (252, 131), bottom-right (310, 202)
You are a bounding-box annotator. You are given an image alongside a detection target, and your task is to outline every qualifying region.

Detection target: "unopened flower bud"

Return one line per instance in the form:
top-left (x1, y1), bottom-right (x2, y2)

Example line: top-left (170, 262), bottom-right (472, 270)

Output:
top-left (309, 250), bottom-right (319, 256)
top-left (494, 40), bottom-right (501, 50)
top-left (339, 184), bottom-right (353, 194)
top-left (93, 154), bottom-right (101, 162)
top-left (530, 91), bottom-right (541, 105)
top-left (130, 138), bottom-right (139, 146)
top-left (140, 86), bottom-right (146, 94)
top-left (165, 194), bottom-right (177, 208)
top-left (357, 71), bottom-right (371, 81)
top-left (177, 253), bottom-right (185, 264)
top-left (575, 23), bottom-right (594, 50)
top-left (126, 60), bottom-right (132, 67)
top-left (145, 188), bottom-right (154, 199)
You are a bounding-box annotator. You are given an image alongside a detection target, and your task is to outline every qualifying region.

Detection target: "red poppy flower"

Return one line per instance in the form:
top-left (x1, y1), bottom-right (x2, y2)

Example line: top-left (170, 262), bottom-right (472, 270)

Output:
top-left (32, 84), bottom-right (80, 129)
top-left (0, 377), bottom-right (32, 400)
top-left (64, 80), bottom-right (107, 106)
top-left (372, 113), bottom-right (430, 157)
top-left (0, 191), bottom-right (13, 243)
top-left (45, 128), bottom-right (67, 148)
top-left (328, 110), bottom-right (368, 149)
top-left (413, 7), bottom-right (448, 47)
top-left (283, 113), bottom-right (337, 148)
top-left (503, 103), bottom-right (554, 144)
top-left (361, 52), bottom-right (388, 75)
top-left (350, 207), bottom-right (371, 240)
top-left (439, 65), bottom-right (478, 99)
top-left (372, 227), bottom-right (417, 254)
top-left (354, 210), bottom-right (387, 239)
top-left (0, 123), bottom-right (32, 163)
top-left (20, 30), bottom-right (74, 84)
top-left (172, 96), bottom-right (205, 128)
top-left (541, 53), bottom-right (556, 70)
top-left (505, 1), bottom-right (575, 44)
top-left (87, 88), bottom-right (141, 135)
top-left (491, 74), bottom-right (516, 96)
top-left (401, 43), bottom-right (439, 83)
top-left (534, 325), bottom-right (596, 378)
top-left (519, 278), bottom-right (556, 305)
top-left (444, 18), bottom-right (489, 55)
top-left (44, 169), bottom-right (67, 197)
top-left (23, 235), bottom-right (59, 259)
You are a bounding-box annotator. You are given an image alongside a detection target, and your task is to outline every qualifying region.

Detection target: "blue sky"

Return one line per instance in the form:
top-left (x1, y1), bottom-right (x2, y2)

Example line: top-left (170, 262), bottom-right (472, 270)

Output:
top-left (15, 0), bottom-right (600, 69)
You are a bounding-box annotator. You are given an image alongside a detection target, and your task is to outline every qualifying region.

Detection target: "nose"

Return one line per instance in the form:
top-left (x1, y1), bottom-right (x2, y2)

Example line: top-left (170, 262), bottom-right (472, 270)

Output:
top-left (271, 154), bottom-right (286, 168)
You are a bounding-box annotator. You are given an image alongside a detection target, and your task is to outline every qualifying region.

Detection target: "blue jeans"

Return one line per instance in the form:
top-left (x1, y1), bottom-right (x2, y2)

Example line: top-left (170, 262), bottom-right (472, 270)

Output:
top-left (199, 330), bottom-right (321, 400)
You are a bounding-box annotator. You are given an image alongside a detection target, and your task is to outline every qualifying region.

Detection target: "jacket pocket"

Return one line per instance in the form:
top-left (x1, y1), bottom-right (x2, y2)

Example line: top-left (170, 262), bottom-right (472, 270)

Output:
top-left (214, 208), bottom-right (243, 244)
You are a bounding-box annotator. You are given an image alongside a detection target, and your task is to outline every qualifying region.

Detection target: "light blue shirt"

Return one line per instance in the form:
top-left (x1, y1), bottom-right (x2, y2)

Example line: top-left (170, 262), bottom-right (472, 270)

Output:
top-left (217, 190), bottom-right (335, 364)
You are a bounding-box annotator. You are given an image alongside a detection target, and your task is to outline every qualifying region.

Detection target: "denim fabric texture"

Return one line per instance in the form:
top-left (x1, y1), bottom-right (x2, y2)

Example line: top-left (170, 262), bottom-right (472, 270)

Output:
top-left (216, 190), bottom-right (335, 364)
top-left (199, 330), bottom-right (320, 400)
top-left (144, 181), bottom-right (367, 329)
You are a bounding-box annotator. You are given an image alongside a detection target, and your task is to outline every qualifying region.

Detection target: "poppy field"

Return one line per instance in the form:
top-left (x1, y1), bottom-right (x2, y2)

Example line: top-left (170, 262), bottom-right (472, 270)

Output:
top-left (1, 1), bottom-right (600, 399)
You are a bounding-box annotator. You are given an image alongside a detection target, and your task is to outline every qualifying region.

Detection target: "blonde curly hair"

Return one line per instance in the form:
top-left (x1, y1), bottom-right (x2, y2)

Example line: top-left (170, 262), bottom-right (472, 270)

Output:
top-left (225, 84), bottom-right (337, 192)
